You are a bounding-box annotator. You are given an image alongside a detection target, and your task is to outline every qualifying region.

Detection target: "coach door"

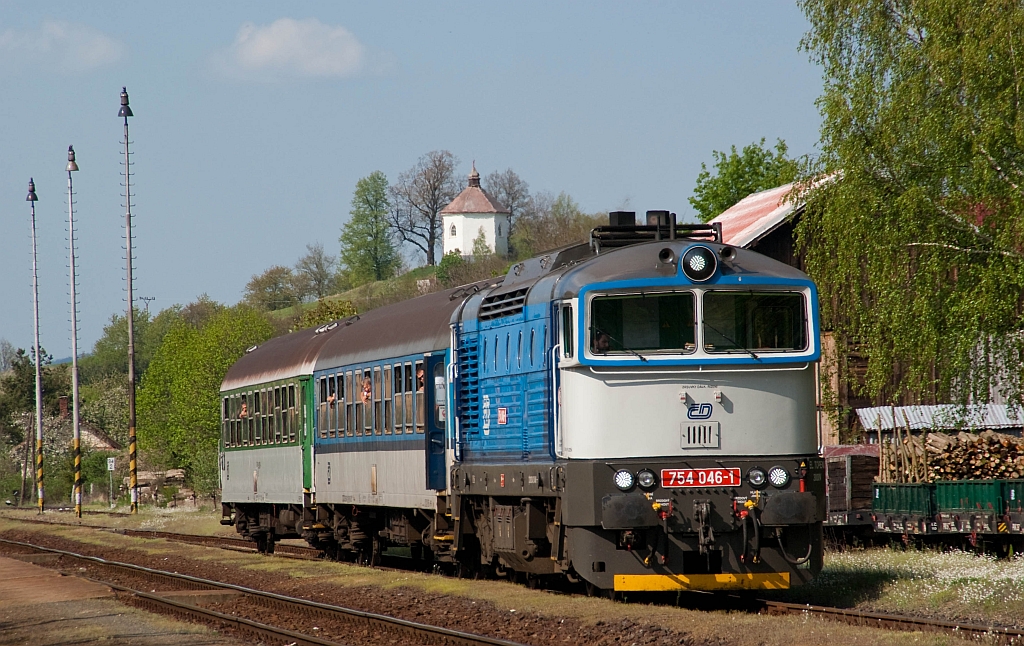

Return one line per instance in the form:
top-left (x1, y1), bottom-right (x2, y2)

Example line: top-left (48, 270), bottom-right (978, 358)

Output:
top-left (425, 354), bottom-right (447, 490)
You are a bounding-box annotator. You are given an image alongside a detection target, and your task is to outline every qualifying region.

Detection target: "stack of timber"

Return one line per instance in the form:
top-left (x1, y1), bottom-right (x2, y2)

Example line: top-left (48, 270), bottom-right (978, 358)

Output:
top-left (926, 431), bottom-right (1024, 481)
top-left (878, 430), bottom-right (1024, 483)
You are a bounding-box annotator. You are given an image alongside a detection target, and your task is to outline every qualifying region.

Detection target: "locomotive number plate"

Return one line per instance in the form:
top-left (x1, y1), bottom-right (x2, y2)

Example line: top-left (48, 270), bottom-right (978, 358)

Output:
top-left (661, 467), bottom-right (741, 488)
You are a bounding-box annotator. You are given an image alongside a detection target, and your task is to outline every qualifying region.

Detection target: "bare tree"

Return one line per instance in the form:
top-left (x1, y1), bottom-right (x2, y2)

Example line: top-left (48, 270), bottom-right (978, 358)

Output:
top-left (388, 150), bottom-right (463, 266)
top-left (295, 242), bottom-right (337, 300)
top-left (483, 168), bottom-right (530, 230)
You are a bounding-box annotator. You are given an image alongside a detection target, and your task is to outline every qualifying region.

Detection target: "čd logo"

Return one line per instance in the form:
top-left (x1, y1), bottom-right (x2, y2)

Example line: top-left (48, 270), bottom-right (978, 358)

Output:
top-left (687, 403), bottom-right (713, 419)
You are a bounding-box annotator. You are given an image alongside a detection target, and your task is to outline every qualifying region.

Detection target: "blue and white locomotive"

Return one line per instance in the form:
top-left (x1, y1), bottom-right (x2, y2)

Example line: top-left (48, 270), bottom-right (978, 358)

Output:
top-left (220, 212), bottom-right (824, 593)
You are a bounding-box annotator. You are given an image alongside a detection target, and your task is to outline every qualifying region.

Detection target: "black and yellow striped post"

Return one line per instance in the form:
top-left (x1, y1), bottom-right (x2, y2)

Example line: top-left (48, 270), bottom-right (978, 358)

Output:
top-left (129, 429), bottom-right (138, 512)
top-left (119, 87), bottom-right (139, 515)
top-left (73, 436), bottom-right (82, 517)
top-left (36, 440), bottom-right (43, 513)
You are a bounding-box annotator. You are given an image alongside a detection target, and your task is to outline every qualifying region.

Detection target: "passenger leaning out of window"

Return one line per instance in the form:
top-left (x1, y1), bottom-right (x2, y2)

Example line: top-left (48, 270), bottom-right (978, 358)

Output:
top-left (239, 400), bottom-right (248, 418)
top-left (361, 377), bottom-right (372, 405)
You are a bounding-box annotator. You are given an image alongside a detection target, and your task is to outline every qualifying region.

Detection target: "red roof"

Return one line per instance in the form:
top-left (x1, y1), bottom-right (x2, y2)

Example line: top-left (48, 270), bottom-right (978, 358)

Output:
top-left (441, 185), bottom-right (509, 215)
top-left (709, 182), bottom-right (798, 248)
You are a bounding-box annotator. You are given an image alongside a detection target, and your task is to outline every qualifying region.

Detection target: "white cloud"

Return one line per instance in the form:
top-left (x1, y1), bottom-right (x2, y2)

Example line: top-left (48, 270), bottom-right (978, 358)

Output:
top-left (215, 18), bottom-right (366, 80)
top-left (0, 20), bottom-right (123, 73)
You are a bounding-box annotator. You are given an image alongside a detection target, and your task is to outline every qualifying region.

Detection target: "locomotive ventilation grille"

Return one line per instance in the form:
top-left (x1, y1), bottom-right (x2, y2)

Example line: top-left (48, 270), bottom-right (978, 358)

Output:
top-left (479, 288), bottom-right (528, 320)
top-left (458, 334), bottom-right (481, 432)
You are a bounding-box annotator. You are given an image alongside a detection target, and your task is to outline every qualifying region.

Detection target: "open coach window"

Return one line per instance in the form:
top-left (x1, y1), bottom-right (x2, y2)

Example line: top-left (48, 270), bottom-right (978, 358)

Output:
top-left (702, 291), bottom-right (807, 353)
top-left (589, 292), bottom-right (695, 355)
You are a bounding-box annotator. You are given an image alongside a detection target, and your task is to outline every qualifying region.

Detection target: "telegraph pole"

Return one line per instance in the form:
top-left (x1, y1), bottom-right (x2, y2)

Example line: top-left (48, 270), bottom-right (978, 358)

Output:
top-left (26, 179), bottom-right (44, 513)
top-left (66, 146), bottom-right (82, 518)
top-left (119, 87), bottom-right (139, 514)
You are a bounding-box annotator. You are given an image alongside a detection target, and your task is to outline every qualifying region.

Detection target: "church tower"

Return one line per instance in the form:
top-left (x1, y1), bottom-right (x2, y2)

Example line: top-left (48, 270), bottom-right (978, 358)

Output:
top-left (441, 163), bottom-right (510, 258)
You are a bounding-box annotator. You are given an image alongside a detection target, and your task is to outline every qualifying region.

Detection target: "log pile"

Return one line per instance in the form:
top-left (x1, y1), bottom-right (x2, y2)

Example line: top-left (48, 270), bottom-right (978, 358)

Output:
top-left (926, 431), bottom-right (1024, 481)
top-left (878, 429), bottom-right (1024, 482)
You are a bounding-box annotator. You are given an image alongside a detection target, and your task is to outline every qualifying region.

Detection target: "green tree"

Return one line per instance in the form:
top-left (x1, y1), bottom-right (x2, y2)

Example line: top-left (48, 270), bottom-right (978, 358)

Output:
top-left (296, 298), bottom-right (357, 330)
top-left (243, 266), bottom-right (299, 311)
top-left (471, 227), bottom-right (491, 258)
top-left (798, 1), bottom-right (1024, 408)
top-left (689, 139), bottom-right (800, 222)
top-left (435, 251), bottom-right (467, 288)
top-left (79, 307), bottom-right (180, 383)
top-left (340, 171), bottom-right (401, 285)
top-left (0, 348), bottom-right (68, 445)
top-left (137, 304), bottom-right (273, 493)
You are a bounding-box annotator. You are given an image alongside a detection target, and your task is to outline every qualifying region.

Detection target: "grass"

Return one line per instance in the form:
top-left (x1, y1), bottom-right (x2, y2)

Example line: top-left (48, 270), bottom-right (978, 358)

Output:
top-left (769, 546), bottom-right (1024, 627)
top-left (0, 516), bottom-right (972, 645)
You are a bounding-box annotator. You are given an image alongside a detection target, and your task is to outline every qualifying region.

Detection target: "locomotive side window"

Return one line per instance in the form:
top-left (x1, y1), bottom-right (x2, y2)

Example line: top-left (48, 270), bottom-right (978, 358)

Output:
top-left (505, 334), bottom-right (511, 370)
top-left (393, 363), bottom-right (403, 435)
top-left (517, 331), bottom-right (523, 368)
top-left (494, 334), bottom-right (499, 371)
top-left (703, 291), bottom-right (807, 353)
top-left (589, 292), bottom-right (695, 355)
top-left (415, 360), bottom-right (425, 434)
top-left (561, 305), bottom-right (574, 358)
top-left (529, 328), bottom-right (536, 366)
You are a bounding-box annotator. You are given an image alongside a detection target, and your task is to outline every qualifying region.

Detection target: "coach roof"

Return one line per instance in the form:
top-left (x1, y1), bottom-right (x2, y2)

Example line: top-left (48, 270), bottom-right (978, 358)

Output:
top-left (314, 280), bottom-right (497, 371)
top-left (221, 321), bottom-right (344, 393)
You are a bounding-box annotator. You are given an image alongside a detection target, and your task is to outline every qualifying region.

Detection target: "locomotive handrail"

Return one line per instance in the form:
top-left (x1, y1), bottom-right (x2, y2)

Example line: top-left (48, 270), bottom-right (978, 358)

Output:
top-left (551, 343), bottom-right (562, 458)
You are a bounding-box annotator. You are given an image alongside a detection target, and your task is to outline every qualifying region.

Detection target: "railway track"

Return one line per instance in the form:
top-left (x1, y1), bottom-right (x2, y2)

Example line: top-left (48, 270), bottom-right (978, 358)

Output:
top-left (3, 515), bottom-right (1022, 643)
top-left (0, 536), bottom-right (524, 646)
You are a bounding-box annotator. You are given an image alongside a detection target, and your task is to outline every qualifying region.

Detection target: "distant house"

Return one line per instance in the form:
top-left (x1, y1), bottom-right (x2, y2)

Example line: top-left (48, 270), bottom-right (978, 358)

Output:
top-left (441, 163), bottom-right (510, 258)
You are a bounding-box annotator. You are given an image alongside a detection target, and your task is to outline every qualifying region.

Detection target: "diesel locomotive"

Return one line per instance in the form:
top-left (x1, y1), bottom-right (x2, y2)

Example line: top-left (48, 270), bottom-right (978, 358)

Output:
top-left (219, 212), bottom-right (825, 593)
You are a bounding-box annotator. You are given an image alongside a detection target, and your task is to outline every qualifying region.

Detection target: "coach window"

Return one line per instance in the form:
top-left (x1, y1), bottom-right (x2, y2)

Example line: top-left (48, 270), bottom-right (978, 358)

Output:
top-left (245, 394), bottom-right (254, 444)
top-left (392, 364), bottom-right (403, 434)
top-left (274, 387), bottom-right (282, 444)
top-left (561, 305), bottom-right (574, 358)
top-left (335, 375), bottom-right (346, 437)
top-left (383, 365), bottom-right (393, 434)
top-left (404, 362), bottom-right (414, 433)
top-left (250, 390), bottom-right (259, 444)
top-left (318, 377), bottom-right (328, 439)
top-left (433, 363), bottom-right (446, 426)
top-left (373, 367), bottom-right (383, 435)
top-left (222, 397), bottom-right (229, 447)
top-left (265, 390), bottom-right (273, 444)
top-left (345, 370), bottom-right (355, 437)
top-left (415, 361), bottom-right (425, 434)
top-left (282, 385), bottom-right (291, 442)
top-left (288, 384), bottom-right (297, 443)
top-left (326, 376), bottom-right (336, 439)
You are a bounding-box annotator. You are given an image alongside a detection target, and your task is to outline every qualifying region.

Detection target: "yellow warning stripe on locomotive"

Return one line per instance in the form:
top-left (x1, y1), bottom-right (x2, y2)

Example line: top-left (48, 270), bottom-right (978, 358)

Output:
top-left (614, 572), bottom-right (790, 592)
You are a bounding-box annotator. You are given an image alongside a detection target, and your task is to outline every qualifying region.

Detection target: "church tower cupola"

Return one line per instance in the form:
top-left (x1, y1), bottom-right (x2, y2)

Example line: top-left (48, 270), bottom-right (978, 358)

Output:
top-left (441, 162), bottom-right (510, 258)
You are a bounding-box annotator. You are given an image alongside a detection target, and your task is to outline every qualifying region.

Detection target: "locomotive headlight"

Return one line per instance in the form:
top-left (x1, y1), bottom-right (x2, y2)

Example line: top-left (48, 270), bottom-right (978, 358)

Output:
top-left (681, 245), bottom-right (718, 282)
top-left (613, 469), bottom-right (635, 491)
top-left (768, 466), bottom-right (790, 488)
top-left (747, 467), bottom-right (767, 488)
top-left (637, 469), bottom-right (657, 490)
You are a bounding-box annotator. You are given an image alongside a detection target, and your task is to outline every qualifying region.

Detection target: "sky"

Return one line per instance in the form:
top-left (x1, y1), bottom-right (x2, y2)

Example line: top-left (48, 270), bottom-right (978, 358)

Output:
top-left (0, 2), bottom-right (824, 359)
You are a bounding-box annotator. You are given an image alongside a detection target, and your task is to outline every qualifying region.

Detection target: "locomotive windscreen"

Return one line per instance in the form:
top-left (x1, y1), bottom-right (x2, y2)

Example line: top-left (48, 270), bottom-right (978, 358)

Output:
top-left (702, 291), bottom-right (807, 352)
top-left (589, 291), bottom-right (696, 354)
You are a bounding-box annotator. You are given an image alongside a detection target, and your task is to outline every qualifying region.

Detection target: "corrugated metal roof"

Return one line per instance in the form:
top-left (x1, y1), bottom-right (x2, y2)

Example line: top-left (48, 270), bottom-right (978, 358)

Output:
top-left (856, 405), bottom-right (1024, 431)
top-left (709, 183), bottom-right (797, 248)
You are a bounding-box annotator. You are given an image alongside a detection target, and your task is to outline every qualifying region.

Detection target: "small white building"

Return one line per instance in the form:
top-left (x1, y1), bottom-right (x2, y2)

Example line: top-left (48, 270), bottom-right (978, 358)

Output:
top-left (441, 163), bottom-right (510, 258)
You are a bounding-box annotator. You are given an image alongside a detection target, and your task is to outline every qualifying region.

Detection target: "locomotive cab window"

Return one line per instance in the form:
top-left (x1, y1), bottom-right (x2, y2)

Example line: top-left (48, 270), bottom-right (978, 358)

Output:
top-left (561, 304), bottom-right (574, 358)
top-left (589, 292), bottom-right (695, 355)
top-left (702, 291), bottom-right (807, 353)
